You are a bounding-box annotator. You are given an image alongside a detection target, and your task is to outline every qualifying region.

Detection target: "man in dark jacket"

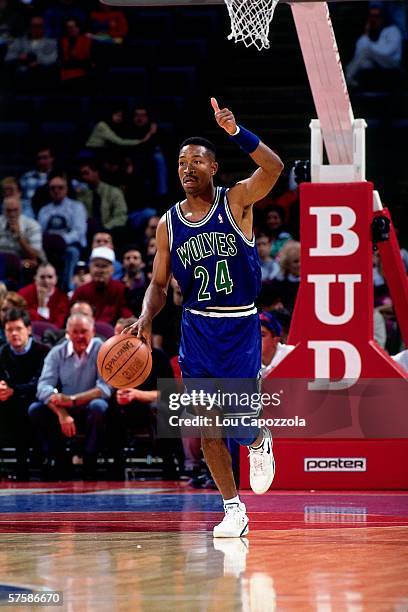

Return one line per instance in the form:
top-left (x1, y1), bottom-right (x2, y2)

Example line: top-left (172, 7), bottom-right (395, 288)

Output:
top-left (0, 308), bottom-right (49, 479)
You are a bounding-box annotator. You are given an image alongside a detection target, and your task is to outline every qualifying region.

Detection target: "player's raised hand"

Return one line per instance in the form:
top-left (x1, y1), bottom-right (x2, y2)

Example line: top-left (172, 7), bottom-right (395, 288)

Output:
top-left (211, 97), bottom-right (237, 135)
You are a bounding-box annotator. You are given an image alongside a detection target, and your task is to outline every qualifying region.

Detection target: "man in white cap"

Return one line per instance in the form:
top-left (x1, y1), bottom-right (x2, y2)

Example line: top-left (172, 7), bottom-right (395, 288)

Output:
top-left (70, 246), bottom-right (133, 325)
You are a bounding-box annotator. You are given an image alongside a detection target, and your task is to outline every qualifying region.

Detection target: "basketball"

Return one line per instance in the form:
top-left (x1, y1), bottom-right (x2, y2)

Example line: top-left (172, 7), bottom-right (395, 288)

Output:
top-left (97, 334), bottom-right (152, 389)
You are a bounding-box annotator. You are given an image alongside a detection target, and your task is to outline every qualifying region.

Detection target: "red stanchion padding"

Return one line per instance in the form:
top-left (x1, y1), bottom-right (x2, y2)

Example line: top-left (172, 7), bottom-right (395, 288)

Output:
top-left (239, 183), bottom-right (408, 490)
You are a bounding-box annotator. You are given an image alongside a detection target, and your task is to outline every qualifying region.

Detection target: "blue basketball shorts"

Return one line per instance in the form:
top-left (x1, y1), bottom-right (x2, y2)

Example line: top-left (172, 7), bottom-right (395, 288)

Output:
top-left (179, 309), bottom-right (262, 445)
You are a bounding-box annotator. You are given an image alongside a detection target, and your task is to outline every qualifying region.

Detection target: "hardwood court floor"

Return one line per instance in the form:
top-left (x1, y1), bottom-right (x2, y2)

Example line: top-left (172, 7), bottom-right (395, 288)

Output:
top-left (0, 482), bottom-right (407, 611)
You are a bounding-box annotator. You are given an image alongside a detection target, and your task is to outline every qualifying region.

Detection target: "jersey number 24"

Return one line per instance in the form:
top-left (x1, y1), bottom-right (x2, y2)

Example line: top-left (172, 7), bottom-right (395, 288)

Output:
top-left (194, 259), bottom-right (233, 301)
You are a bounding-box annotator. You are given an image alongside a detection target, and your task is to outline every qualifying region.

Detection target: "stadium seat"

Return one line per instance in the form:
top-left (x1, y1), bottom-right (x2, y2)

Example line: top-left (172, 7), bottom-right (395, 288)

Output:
top-left (105, 67), bottom-right (148, 96)
top-left (31, 321), bottom-right (59, 343)
top-left (95, 321), bottom-right (115, 340)
top-left (0, 251), bottom-right (21, 289)
top-left (153, 66), bottom-right (197, 95)
top-left (39, 121), bottom-right (79, 158)
top-left (0, 122), bottom-right (33, 161)
top-left (36, 96), bottom-right (90, 123)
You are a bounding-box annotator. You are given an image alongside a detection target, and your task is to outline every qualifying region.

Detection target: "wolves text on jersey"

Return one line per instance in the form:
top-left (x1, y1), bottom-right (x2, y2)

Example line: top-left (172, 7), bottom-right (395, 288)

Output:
top-left (176, 232), bottom-right (238, 269)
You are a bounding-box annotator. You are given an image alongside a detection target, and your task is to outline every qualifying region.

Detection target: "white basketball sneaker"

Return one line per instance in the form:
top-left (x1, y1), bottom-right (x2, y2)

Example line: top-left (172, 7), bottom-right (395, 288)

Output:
top-left (213, 502), bottom-right (249, 538)
top-left (248, 427), bottom-right (275, 494)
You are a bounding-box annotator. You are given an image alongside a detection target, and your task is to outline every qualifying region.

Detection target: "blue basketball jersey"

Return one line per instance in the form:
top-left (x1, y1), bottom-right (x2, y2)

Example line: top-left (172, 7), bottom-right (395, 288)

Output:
top-left (166, 186), bottom-right (261, 314)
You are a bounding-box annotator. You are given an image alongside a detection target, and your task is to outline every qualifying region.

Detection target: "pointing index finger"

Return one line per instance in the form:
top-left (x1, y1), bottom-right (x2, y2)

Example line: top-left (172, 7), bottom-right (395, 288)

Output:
top-left (210, 97), bottom-right (220, 113)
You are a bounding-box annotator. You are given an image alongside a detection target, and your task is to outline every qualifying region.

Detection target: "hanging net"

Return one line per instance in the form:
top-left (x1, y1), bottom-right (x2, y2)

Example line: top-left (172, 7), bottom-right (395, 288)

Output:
top-left (224, 0), bottom-right (279, 50)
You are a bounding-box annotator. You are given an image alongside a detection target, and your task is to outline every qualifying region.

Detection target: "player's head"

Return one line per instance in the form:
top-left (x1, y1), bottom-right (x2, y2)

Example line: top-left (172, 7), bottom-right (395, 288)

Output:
top-left (178, 137), bottom-right (218, 195)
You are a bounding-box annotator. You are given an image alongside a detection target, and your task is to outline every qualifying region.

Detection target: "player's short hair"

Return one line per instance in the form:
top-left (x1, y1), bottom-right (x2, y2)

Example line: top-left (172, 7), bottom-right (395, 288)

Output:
top-left (4, 307), bottom-right (31, 327)
top-left (180, 137), bottom-right (217, 158)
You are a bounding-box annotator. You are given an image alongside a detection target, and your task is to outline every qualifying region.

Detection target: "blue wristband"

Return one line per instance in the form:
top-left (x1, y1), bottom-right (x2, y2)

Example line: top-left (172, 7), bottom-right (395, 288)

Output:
top-left (229, 125), bottom-right (260, 154)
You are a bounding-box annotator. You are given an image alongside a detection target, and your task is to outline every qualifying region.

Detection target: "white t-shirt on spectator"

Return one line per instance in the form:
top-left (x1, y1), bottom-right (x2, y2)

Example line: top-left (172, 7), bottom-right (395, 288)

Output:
top-left (392, 350), bottom-right (408, 372)
top-left (261, 343), bottom-right (295, 378)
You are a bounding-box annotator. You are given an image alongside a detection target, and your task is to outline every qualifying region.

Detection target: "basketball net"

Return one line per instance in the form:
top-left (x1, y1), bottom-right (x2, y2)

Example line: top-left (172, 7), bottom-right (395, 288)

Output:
top-left (225, 0), bottom-right (279, 50)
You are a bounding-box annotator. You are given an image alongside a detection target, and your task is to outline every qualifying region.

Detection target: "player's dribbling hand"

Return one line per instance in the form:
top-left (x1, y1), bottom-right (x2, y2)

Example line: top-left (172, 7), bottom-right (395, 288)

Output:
top-left (211, 97), bottom-right (237, 135)
top-left (121, 316), bottom-right (152, 350)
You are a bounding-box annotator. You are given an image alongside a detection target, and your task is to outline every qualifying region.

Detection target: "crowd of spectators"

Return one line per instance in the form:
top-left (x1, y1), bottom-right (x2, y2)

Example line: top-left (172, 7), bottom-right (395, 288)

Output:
top-left (0, 166), bottom-right (405, 482)
top-left (1, 0), bottom-right (171, 224)
top-left (2, 0), bottom-right (129, 90)
top-left (0, 0), bottom-right (406, 482)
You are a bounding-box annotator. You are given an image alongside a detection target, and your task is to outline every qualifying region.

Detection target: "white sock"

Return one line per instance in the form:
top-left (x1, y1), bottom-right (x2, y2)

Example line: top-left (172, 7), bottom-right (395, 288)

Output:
top-left (223, 495), bottom-right (241, 507)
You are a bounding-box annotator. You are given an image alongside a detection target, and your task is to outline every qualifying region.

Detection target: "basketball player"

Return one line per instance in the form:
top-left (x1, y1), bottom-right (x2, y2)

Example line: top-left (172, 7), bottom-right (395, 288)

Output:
top-left (126, 98), bottom-right (283, 537)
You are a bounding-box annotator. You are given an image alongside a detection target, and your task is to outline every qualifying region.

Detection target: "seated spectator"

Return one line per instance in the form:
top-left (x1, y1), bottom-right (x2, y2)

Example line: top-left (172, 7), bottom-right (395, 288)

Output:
top-left (113, 316), bottom-right (134, 335)
top-left (71, 261), bottom-right (92, 292)
top-left (152, 276), bottom-right (182, 359)
top-left (256, 232), bottom-right (279, 282)
top-left (0, 291), bottom-right (27, 317)
top-left (0, 291), bottom-right (26, 346)
top-left (28, 312), bottom-right (111, 480)
top-left (44, 0), bottom-right (86, 39)
top-left (5, 15), bottom-right (58, 90)
top-left (41, 300), bottom-right (108, 348)
top-left (144, 234), bottom-right (158, 280)
top-left (38, 173), bottom-right (87, 291)
top-left (0, 308), bottom-right (49, 480)
top-left (78, 161), bottom-right (127, 241)
top-left (264, 206), bottom-right (292, 258)
top-left (1, 176), bottom-right (34, 219)
top-left (128, 107), bottom-right (168, 201)
top-left (346, 6), bottom-right (402, 90)
top-left (259, 311), bottom-right (295, 378)
top-left (18, 263), bottom-right (69, 329)
top-left (91, 231), bottom-right (122, 279)
top-left (380, 1), bottom-right (407, 39)
top-left (269, 240), bottom-right (301, 312)
top-left (33, 169), bottom-right (82, 218)
top-left (89, 3), bottom-right (128, 44)
top-left (373, 248), bottom-right (408, 289)
top-left (113, 317), bottom-right (182, 479)
top-left (0, 196), bottom-right (45, 273)
top-left (374, 308), bottom-right (387, 348)
top-left (20, 146), bottom-right (55, 215)
top-left (60, 18), bottom-right (92, 90)
top-left (71, 247), bottom-right (133, 325)
top-left (86, 107), bottom-right (146, 150)
top-left (70, 300), bottom-right (94, 319)
top-left (147, 235), bottom-right (157, 259)
top-left (97, 154), bottom-right (158, 231)
top-left (121, 246), bottom-right (146, 316)
top-left (144, 215), bottom-right (160, 245)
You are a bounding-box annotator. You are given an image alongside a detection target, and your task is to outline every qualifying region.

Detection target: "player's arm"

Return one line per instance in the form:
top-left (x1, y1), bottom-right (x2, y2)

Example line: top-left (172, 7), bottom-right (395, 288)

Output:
top-left (211, 97), bottom-right (283, 208)
top-left (123, 216), bottom-right (171, 347)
